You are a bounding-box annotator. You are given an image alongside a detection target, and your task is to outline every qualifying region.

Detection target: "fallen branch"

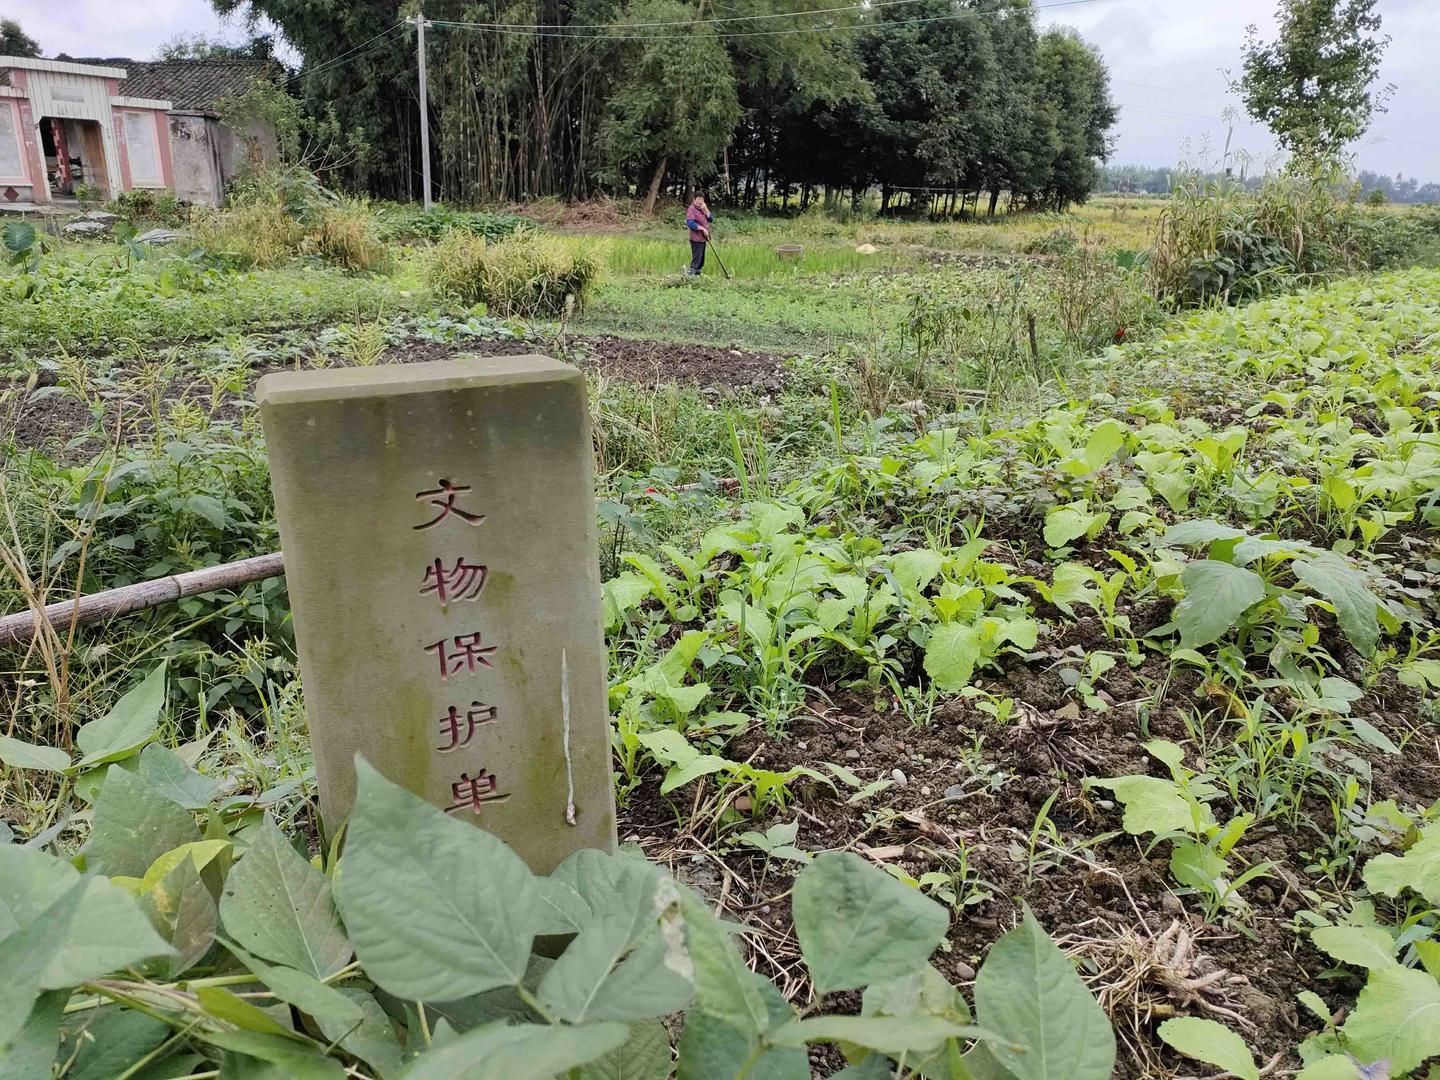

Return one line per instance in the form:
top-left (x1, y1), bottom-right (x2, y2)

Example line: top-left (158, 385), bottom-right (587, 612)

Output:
top-left (0, 553), bottom-right (285, 648)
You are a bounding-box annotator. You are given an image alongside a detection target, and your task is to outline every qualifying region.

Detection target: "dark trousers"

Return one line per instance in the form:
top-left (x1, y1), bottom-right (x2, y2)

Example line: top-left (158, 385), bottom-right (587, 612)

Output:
top-left (689, 238), bottom-right (706, 275)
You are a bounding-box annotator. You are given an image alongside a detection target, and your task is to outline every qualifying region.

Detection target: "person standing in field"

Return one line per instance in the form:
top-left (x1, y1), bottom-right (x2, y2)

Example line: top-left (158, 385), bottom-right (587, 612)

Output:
top-left (685, 191), bottom-right (713, 277)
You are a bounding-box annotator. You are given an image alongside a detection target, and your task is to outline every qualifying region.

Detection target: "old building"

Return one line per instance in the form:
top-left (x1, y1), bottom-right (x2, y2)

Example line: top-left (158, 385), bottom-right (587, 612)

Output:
top-left (0, 55), bottom-right (279, 208)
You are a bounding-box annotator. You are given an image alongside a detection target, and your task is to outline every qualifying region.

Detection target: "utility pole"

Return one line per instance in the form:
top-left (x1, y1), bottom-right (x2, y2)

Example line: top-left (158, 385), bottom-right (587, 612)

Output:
top-left (406, 9), bottom-right (433, 209)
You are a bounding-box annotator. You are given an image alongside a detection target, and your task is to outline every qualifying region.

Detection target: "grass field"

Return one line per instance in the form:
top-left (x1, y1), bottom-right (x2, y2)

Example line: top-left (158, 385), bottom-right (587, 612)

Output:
top-left (1, 185), bottom-right (1438, 1079)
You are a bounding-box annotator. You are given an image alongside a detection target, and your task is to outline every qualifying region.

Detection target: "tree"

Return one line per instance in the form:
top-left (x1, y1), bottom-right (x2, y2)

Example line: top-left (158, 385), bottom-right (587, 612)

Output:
top-left (602, 0), bottom-right (741, 213)
top-left (156, 31), bottom-right (276, 61)
top-left (1030, 29), bottom-right (1115, 210)
top-left (1238, 0), bottom-right (1391, 172)
top-left (1, 18), bottom-right (41, 57)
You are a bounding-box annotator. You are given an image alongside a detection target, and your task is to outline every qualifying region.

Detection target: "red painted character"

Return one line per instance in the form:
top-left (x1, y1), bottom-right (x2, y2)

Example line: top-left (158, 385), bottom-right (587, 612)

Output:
top-left (420, 557), bottom-right (489, 603)
top-left (413, 478), bottom-right (486, 531)
top-left (436, 701), bottom-right (498, 752)
top-left (424, 632), bottom-right (499, 681)
top-left (446, 770), bottom-right (509, 813)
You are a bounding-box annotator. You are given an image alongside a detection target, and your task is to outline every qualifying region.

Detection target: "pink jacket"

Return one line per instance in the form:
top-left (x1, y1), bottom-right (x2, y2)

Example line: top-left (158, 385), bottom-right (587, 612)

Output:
top-left (686, 199), bottom-right (712, 240)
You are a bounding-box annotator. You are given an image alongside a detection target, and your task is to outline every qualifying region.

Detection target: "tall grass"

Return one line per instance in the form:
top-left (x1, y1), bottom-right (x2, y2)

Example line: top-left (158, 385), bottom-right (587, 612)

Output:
top-left (427, 230), bottom-right (603, 316)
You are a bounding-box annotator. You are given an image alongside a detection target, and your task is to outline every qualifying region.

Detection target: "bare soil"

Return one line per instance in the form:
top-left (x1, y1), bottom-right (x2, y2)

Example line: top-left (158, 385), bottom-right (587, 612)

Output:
top-left (3, 333), bottom-right (784, 454)
top-left (616, 609), bottom-right (1440, 1078)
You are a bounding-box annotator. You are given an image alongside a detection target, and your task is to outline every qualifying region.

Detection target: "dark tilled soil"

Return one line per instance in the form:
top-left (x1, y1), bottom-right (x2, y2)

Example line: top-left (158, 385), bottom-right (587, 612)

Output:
top-left (2, 333), bottom-right (785, 453)
top-left (381, 334), bottom-right (785, 391)
top-left (616, 613), bottom-right (1440, 1079)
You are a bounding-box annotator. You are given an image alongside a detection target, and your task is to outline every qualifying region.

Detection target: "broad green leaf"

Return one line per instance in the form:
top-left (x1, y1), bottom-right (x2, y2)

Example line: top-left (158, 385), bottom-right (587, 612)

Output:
top-left (0, 735), bottom-right (69, 774)
top-left (335, 760), bottom-right (536, 1000)
top-left (83, 768), bottom-right (200, 878)
top-left (0, 847), bottom-right (78, 939)
top-left (1048, 562), bottom-right (1099, 615)
top-left (1169, 840), bottom-right (1226, 893)
top-left (1416, 940), bottom-right (1440, 980)
top-left (1063, 419), bottom-right (1127, 476)
top-left (185, 494), bottom-right (227, 528)
top-left (1157, 1017), bottom-right (1258, 1080)
top-left (397, 1021), bottom-right (630, 1080)
top-left (1161, 520), bottom-right (1248, 547)
top-left (198, 1031), bottom-right (343, 1078)
top-left (1175, 560), bottom-right (1266, 648)
top-left (62, 1008), bottom-right (170, 1080)
top-left (1339, 964), bottom-right (1440, 1075)
top-left (225, 940), bottom-right (364, 1027)
top-left (1310, 925), bottom-right (1397, 971)
top-left (316, 990), bottom-right (404, 1078)
top-left (1043, 504), bottom-right (1106, 548)
top-left (890, 548), bottom-right (946, 593)
top-left (794, 851), bottom-right (948, 995)
top-left (681, 892), bottom-right (769, 1035)
top-left (577, 1018), bottom-right (672, 1080)
top-left (1296, 990), bottom-right (1333, 1025)
top-left (138, 743), bottom-right (221, 809)
top-left (142, 854), bottom-right (218, 978)
top-left (678, 973), bottom-right (806, 1080)
top-left (220, 817), bottom-right (350, 979)
top-left (769, 1015), bottom-right (986, 1054)
top-left (0, 990), bottom-right (64, 1080)
top-left (974, 906), bottom-right (1115, 1080)
top-left (863, 964), bottom-right (971, 1027)
top-left (37, 876), bottom-right (175, 988)
top-left (1089, 775), bottom-right (1193, 837)
top-left (1293, 552), bottom-right (1381, 656)
top-left (637, 729), bottom-right (731, 794)
top-left (74, 663), bottom-right (167, 768)
top-left (534, 876), bottom-right (591, 935)
top-left (140, 839), bottom-right (231, 892)
top-left (923, 622), bottom-right (982, 692)
top-left (539, 908), bottom-right (693, 1022)
top-left (197, 986), bottom-right (296, 1037)
top-left (1362, 824), bottom-right (1440, 905)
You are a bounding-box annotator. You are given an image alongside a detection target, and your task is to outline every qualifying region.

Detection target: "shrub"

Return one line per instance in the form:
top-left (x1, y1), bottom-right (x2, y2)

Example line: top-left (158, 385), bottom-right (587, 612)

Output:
top-left (1023, 226), bottom-right (1080, 256)
top-left (427, 229), bottom-right (602, 317)
top-left (110, 188), bottom-right (187, 226)
top-left (192, 197), bottom-right (304, 269)
top-left (1149, 175), bottom-right (1373, 307)
top-left (304, 197), bottom-right (391, 273)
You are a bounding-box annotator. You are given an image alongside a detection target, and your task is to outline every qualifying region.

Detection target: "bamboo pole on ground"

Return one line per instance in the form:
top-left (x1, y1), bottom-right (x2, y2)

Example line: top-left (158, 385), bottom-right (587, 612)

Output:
top-left (0, 553), bottom-right (286, 647)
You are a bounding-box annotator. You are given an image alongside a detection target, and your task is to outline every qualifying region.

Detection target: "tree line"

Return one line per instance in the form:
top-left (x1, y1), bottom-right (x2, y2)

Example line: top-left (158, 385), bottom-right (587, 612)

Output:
top-left (204, 0), bottom-right (1116, 212)
top-left (1097, 164), bottom-right (1439, 205)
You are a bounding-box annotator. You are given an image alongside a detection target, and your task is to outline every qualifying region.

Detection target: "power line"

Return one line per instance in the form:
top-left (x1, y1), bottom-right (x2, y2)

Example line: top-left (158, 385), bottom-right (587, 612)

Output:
top-left (429, 0), bottom-right (1117, 42)
top-left (287, 22), bottom-right (402, 83)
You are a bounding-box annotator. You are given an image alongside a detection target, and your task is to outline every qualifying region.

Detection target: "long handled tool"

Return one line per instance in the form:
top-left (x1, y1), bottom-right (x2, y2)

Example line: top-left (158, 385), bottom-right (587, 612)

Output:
top-left (706, 236), bottom-right (731, 280)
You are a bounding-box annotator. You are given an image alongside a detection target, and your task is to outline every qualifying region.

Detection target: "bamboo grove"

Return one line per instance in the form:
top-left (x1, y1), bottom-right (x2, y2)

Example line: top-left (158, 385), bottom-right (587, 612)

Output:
top-left (216, 0), bottom-right (1117, 211)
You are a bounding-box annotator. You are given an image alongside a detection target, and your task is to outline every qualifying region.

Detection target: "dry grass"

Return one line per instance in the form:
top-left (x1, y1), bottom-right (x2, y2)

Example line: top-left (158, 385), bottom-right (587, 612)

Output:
top-left (426, 229), bottom-right (603, 317)
top-left (304, 197), bottom-right (391, 273)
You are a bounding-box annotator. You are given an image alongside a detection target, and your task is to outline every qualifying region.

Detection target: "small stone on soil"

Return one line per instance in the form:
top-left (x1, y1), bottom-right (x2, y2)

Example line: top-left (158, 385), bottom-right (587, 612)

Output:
top-left (845, 749), bottom-right (860, 760)
top-left (943, 784), bottom-right (965, 800)
top-left (892, 769), bottom-right (908, 786)
top-left (921, 785), bottom-right (931, 796)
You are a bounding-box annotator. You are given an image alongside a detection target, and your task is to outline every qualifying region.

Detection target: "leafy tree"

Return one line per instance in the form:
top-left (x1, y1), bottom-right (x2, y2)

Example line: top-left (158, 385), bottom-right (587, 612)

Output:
top-left (1, 17), bottom-right (41, 57)
top-left (602, 0), bottom-right (742, 213)
top-left (156, 31), bottom-right (277, 61)
top-left (1030, 28), bottom-right (1115, 210)
top-left (1238, 0), bottom-right (1392, 172)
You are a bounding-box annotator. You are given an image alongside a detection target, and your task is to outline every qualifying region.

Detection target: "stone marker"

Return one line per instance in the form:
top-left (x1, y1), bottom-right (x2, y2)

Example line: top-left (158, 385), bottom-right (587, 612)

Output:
top-left (258, 355), bottom-right (617, 873)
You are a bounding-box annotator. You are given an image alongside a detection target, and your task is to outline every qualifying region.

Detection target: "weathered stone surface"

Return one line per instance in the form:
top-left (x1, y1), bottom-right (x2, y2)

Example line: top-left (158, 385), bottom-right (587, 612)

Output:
top-left (62, 220), bottom-right (109, 236)
top-left (82, 210), bottom-right (120, 225)
top-left (258, 354), bottom-right (617, 873)
top-left (136, 228), bottom-right (187, 245)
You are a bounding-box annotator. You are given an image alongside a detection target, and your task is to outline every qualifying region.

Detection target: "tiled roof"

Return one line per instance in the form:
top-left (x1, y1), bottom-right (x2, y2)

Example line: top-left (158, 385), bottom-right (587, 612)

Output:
top-left (118, 60), bottom-right (281, 114)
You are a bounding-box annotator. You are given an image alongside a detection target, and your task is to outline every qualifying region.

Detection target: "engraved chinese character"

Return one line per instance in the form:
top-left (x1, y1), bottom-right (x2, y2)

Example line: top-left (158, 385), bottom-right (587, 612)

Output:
top-left (446, 770), bottom-right (510, 814)
top-left (413, 478), bottom-right (485, 531)
top-left (437, 701), bottom-right (498, 752)
top-left (424, 632), bottom-right (498, 681)
top-left (420, 558), bottom-right (489, 603)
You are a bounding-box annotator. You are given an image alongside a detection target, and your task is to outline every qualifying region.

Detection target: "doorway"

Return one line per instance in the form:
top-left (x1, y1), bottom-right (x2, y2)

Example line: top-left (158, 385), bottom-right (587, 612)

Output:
top-left (38, 117), bottom-right (108, 198)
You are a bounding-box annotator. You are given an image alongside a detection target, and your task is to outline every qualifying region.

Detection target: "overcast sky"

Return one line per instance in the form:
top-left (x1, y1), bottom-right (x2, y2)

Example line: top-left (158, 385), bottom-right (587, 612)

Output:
top-left (7, 0), bottom-right (1438, 180)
